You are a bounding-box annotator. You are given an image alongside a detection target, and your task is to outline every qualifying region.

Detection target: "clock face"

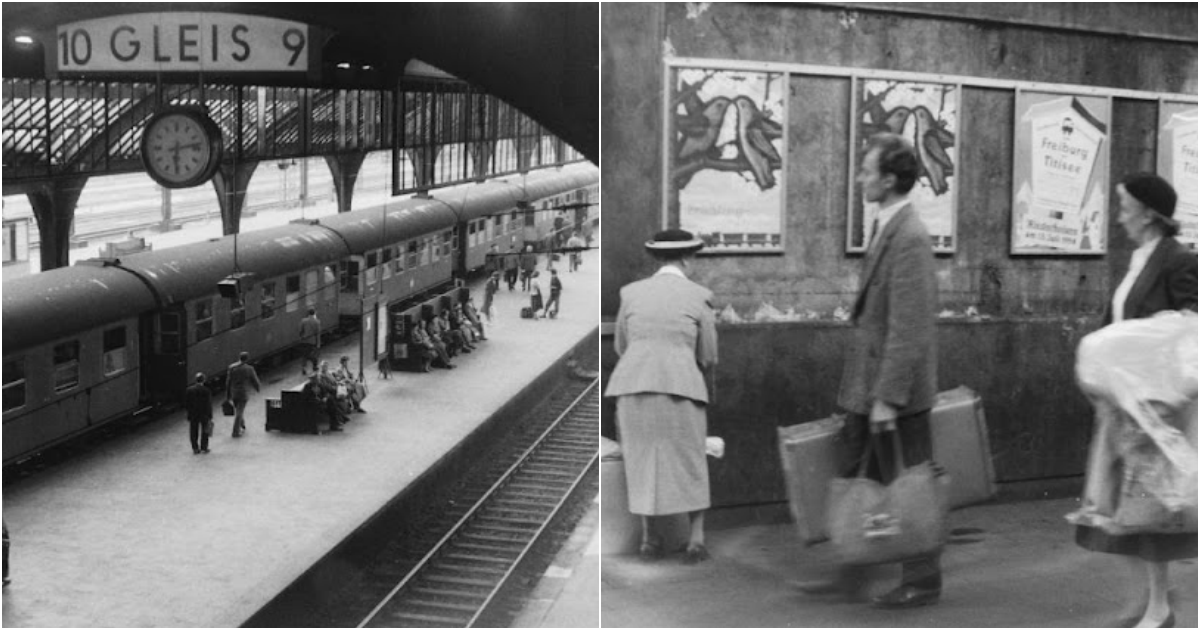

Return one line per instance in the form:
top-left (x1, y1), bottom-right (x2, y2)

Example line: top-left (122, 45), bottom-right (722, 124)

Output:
top-left (141, 109), bottom-right (221, 188)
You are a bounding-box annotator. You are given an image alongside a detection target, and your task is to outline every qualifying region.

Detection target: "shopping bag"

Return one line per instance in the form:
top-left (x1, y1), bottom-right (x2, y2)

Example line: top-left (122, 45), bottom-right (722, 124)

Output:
top-left (221, 399), bottom-right (235, 417)
top-left (204, 420), bottom-right (215, 437)
top-left (826, 430), bottom-right (949, 566)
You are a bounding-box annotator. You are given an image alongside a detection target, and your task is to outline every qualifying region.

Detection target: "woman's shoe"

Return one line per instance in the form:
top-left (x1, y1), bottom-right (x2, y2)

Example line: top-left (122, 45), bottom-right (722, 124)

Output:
top-left (638, 537), bottom-right (664, 560)
top-left (683, 543), bottom-right (710, 564)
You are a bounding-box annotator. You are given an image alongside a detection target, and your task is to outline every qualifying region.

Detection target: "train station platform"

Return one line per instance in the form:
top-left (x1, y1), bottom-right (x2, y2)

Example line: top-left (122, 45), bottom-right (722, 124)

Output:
top-left (1, 246), bottom-right (600, 628)
top-left (600, 497), bottom-right (1198, 628)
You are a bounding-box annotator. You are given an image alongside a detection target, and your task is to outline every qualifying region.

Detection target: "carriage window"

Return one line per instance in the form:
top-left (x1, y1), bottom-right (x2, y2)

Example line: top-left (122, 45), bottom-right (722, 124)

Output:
top-left (261, 281), bottom-right (277, 320)
top-left (407, 241), bottom-right (419, 268)
top-left (3, 358), bottom-right (26, 412)
top-left (427, 238), bottom-right (437, 264)
top-left (305, 270), bottom-right (320, 307)
top-left (230, 297), bottom-right (246, 330)
top-left (444, 230), bottom-right (454, 255)
top-left (524, 208), bottom-right (535, 227)
top-left (194, 299), bottom-right (214, 341)
top-left (365, 252), bottom-right (379, 286)
top-left (323, 265), bottom-right (338, 299)
top-left (394, 245), bottom-right (406, 273)
top-left (340, 260), bottom-right (360, 292)
top-left (286, 274), bottom-right (301, 313)
top-left (159, 312), bottom-right (181, 354)
top-left (468, 221), bottom-right (477, 247)
top-left (53, 340), bottom-right (80, 393)
top-left (510, 210), bottom-right (519, 232)
top-left (381, 249), bottom-right (393, 280)
top-left (102, 326), bottom-right (128, 375)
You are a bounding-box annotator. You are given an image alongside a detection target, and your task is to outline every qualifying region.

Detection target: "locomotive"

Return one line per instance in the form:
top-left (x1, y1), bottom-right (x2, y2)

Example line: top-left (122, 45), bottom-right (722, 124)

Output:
top-left (2, 164), bottom-right (599, 465)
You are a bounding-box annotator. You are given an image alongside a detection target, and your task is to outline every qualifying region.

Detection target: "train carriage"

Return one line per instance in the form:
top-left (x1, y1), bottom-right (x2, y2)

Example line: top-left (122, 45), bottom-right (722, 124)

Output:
top-left (2, 265), bottom-right (158, 464)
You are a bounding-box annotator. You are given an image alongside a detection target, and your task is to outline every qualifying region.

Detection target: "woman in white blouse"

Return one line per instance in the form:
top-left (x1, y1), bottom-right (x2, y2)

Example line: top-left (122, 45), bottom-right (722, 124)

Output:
top-left (1076, 173), bottom-right (1196, 629)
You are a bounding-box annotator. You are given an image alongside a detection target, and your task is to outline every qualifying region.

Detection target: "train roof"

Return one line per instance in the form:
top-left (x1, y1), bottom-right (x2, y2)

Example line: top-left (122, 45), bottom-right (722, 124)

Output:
top-left (113, 223), bottom-right (349, 307)
top-left (448, 164), bottom-right (599, 222)
top-left (315, 196), bottom-right (460, 254)
top-left (3, 263), bottom-right (160, 354)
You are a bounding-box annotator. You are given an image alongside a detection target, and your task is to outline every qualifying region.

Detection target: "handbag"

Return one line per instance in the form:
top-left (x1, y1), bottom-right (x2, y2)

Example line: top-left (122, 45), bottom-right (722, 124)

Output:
top-left (336, 384), bottom-right (348, 398)
top-left (826, 430), bottom-right (949, 566)
top-left (221, 399), bottom-right (235, 417)
top-left (204, 419), bottom-right (215, 437)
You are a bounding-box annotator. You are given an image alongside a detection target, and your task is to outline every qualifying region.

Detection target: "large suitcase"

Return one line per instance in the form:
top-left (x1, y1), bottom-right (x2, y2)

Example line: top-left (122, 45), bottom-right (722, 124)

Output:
top-left (600, 438), bottom-right (689, 555)
top-left (930, 386), bottom-right (997, 509)
top-left (777, 414), bottom-right (846, 544)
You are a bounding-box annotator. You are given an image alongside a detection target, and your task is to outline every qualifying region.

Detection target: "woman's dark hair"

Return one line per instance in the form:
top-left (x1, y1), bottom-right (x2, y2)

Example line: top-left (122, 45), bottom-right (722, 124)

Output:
top-left (865, 133), bottom-right (919, 194)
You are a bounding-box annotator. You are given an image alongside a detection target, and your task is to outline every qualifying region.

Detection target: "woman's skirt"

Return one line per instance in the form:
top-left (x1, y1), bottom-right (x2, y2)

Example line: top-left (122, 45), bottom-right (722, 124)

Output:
top-left (1075, 526), bottom-right (1196, 562)
top-left (616, 392), bottom-right (710, 516)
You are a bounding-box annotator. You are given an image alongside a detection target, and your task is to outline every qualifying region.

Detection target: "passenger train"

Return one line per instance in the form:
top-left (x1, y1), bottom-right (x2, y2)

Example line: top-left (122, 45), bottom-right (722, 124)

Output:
top-left (2, 164), bottom-right (599, 465)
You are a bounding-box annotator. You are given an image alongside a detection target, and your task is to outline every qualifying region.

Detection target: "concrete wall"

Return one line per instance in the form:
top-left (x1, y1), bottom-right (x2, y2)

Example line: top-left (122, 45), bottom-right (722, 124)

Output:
top-left (600, 3), bottom-right (1197, 505)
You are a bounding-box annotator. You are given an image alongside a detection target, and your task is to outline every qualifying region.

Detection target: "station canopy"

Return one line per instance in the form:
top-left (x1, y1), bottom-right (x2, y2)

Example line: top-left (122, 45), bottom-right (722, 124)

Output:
top-left (1, 2), bottom-right (598, 163)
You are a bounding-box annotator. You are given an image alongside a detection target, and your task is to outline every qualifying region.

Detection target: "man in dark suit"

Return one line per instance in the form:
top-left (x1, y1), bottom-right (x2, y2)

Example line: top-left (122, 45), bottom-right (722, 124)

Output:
top-left (184, 372), bottom-right (213, 454)
top-left (800, 133), bottom-right (942, 609)
top-left (225, 352), bottom-right (261, 437)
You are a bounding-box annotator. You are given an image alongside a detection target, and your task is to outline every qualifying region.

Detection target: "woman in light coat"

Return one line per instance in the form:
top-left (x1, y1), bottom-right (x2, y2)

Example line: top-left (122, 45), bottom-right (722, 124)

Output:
top-left (604, 229), bottom-right (718, 563)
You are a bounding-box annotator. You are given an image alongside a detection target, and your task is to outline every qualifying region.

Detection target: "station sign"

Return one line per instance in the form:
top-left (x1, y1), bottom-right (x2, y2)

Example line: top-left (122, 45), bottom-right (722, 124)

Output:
top-left (49, 13), bottom-right (319, 76)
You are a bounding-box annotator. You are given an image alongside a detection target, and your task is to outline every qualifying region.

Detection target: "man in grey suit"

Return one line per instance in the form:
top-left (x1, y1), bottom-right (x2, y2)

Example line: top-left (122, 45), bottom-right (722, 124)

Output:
top-left (799, 133), bottom-right (942, 608)
top-left (225, 351), bottom-right (261, 438)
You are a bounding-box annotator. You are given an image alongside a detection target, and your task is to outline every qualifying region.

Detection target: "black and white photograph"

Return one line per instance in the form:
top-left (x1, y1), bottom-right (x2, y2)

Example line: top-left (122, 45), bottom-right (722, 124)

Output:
top-left (1, 3), bottom-right (599, 627)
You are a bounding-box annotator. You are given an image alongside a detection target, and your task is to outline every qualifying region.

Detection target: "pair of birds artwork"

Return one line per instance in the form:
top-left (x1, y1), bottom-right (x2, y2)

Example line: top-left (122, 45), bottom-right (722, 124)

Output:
top-left (859, 88), bottom-right (956, 196)
top-left (675, 88), bottom-right (783, 191)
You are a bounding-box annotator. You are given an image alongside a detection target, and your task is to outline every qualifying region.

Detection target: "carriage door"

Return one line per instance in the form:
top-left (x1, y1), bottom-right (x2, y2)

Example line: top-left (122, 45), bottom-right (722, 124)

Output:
top-left (140, 308), bottom-right (187, 404)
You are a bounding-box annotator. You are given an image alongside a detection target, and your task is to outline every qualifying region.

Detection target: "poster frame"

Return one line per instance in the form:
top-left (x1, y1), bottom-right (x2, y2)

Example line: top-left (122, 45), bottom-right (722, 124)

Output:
top-left (846, 76), bottom-right (961, 255)
top-left (1156, 98), bottom-right (1198, 250)
top-left (1010, 88), bottom-right (1113, 256)
top-left (661, 60), bottom-right (788, 255)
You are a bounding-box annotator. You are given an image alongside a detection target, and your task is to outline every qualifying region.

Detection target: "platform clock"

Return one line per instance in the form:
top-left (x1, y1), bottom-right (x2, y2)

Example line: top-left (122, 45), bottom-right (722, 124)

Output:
top-left (140, 107), bottom-right (223, 189)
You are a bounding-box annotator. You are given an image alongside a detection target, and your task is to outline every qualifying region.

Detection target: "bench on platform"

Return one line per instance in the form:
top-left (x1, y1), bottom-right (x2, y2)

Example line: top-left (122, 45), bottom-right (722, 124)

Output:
top-left (264, 382), bottom-right (324, 434)
top-left (387, 286), bottom-right (470, 372)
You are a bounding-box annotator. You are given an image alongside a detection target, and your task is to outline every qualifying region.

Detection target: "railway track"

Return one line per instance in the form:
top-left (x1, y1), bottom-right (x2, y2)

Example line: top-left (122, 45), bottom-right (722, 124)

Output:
top-left (341, 378), bottom-right (598, 628)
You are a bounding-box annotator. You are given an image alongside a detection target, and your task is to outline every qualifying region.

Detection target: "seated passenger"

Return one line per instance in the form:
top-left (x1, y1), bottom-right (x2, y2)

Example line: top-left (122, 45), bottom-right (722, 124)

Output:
top-left (410, 320), bottom-right (436, 372)
top-left (435, 310), bottom-right (471, 356)
top-left (450, 304), bottom-right (479, 347)
top-left (302, 372), bottom-right (344, 432)
top-left (333, 355), bottom-right (366, 413)
top-left (423, 318), bottom-right (456, 369)
top-left (463, 298), bottom-right (487, 341)
top-left (318, 361), bottom-right (353, 419)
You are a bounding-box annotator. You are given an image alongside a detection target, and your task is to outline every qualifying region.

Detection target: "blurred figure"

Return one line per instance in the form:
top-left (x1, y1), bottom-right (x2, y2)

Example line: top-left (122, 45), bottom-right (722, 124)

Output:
top-left (604, 229), bottom-right (717, 564)
top-left (504, 245), bottom-right (520, 291)
top-left (529, 270), bottom-right (545, 319)
top-left (298, 308), bottom-right (321, 375)
top-left (483, 271), bottom-right (500, 321)
top-left (520, 244), bottom-right (538, 291)
top-left (1075, 172), bottom-right (1197, 629)
top-left (3, 521), bottom-right (10, 587)
top-left (545, 269), bottom-right (562, 318)
top-left (334, 356), bottom-right (366, 413)
top-left (184, 372), bottom-right (213, 454)
top-left (566, 230), bottom-right (586, 272)
top-left (225, 352), bottom-right (261, 438)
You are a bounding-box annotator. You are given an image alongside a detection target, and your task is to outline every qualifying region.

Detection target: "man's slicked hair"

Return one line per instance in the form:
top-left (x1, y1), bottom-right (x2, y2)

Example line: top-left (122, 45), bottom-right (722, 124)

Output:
top-left (865, 132), bottom-right (920, 194)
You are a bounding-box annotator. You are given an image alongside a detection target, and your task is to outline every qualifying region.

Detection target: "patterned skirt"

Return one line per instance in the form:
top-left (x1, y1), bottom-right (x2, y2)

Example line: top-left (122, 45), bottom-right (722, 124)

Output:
top-left (616, 393), bottom-right (710, 516)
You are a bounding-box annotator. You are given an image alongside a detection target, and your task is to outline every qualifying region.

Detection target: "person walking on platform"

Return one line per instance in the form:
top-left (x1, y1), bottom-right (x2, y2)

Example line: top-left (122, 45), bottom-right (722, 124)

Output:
top-left (464, 297), bottom-right (488, 340)
top-left (566, 231), bottom-right (586, 272)
top-left (604, 229), bottom-right (718, 564)
top-left (520, 244), bottom-right (538, 292)
top-left (797, 132), bottom-right (943, 609)
top-left (485, 244), bottom-right (501, 274)
top-left (225, 352), bottom-right (261, 438)
top-left (1073, 173), bottom-right (1197, 629)
top-left (529, 270), bottom-right (545, 319)
top-left (504, 245), bottom-right (520, 291)
top-left (298, 308), bottom-right (322, 375)
top-left (545, 269), bottom-right (562, 318)
top-left (483, 271), bottom-right (500, 321)
top-left (185, 372), bottom-right (213, 454)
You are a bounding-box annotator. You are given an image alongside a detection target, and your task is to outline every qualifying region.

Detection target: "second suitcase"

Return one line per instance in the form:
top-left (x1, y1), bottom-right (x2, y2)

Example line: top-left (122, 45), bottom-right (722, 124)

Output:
top-left (777, 414), bottom-right (846, 545)
top-left (931, 386), bottom-right (997, 509)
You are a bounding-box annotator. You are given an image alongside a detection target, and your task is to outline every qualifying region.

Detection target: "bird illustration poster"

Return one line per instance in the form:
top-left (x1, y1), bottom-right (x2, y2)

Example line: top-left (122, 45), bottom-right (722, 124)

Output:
top-left (667, 67), bottom-right (786, 253)
top-left (849, 79), bottom-right (959, 253)
top-left (1157, 102), bottom-right (1197, 249)
top-left (1012, 91), bottom-right (1110, 254)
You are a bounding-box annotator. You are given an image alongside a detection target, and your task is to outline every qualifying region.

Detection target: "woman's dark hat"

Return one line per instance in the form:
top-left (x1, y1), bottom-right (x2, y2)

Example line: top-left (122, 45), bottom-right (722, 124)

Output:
top-left (1122, 173), bottom-right (1179, 229)
top-left (645, 228), bottom-right (704, 253)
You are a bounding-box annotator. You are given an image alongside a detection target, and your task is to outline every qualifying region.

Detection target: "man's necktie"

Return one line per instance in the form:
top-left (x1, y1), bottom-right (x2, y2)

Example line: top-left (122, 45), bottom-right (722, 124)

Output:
top-left (868, 215), bottom-right (880, 248)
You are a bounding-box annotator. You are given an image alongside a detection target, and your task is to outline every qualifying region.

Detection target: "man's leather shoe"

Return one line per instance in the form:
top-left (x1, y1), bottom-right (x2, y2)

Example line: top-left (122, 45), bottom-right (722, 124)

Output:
top-left (790, 577), bottom-right (868, 603)
top-left (870, 584), bottom-right (940, 609)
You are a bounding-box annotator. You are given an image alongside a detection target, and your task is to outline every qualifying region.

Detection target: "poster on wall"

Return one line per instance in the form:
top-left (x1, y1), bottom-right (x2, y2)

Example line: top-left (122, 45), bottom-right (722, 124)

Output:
top-left (1157, 101), bottom-right (1198, 249)
top-left (848, 78), bottom-right (959, 253)
top-left (1011, 91), bottom-right (1111, 255)
top-left (665, 65), bottom-right (786, 253)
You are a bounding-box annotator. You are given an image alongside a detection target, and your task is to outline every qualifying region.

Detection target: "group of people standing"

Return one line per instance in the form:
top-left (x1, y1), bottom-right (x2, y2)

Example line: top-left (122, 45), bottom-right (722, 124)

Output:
top-left (605, 132), bottom-right (1196, 625)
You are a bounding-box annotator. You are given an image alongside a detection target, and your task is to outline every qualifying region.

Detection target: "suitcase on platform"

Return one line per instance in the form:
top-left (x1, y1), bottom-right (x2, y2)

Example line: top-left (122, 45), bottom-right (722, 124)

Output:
top-left (778, 414), bottom-right (846, 544)
top-left (931, 386), bottom-right (997, 509)
top-left (520, 306), bottom-right (534, 319)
